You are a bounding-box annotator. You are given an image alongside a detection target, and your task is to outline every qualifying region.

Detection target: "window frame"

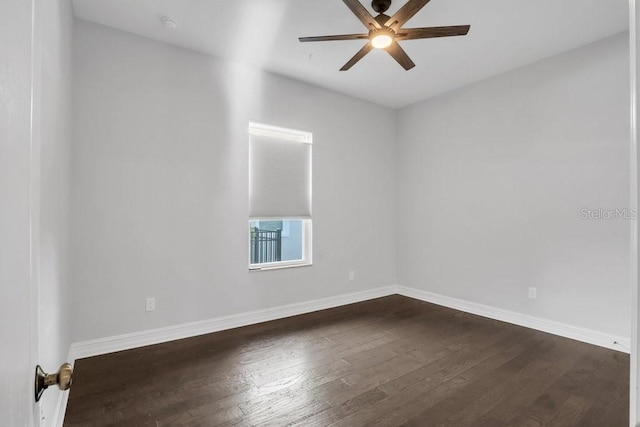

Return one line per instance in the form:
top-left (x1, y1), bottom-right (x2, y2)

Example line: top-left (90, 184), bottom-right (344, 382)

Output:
top-left (248, 122), bottom-right (313, 271)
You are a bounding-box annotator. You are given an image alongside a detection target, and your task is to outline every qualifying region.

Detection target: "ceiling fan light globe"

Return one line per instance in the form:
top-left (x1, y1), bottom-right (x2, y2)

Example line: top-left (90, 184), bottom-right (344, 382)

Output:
top-left (371, 33), bottom-right (393, 49)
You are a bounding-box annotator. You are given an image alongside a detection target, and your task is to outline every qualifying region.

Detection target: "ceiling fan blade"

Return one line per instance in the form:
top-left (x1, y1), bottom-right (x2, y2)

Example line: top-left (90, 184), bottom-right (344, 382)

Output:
top-left (342, 0), bottom-right (381, 30)
top-left (299, 34), bottom-right (370, 42)
top-left (340, 43), bottom-right (374, 71)
top-left (385, 0), bottom-right (431, 31)
top-left (397, 25), bottom-right (470, 40)
top-left (385, 42), bottom-right (415, 70)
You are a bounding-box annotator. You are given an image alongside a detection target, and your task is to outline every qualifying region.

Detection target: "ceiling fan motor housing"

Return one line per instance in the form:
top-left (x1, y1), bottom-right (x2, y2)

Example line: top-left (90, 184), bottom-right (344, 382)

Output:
top-left (372, 0), bottom-right (392, 14)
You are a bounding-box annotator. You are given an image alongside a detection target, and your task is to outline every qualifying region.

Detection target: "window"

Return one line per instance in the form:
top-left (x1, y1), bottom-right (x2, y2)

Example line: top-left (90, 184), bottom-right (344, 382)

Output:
top-left (248, 123), bottom-right (312, 270)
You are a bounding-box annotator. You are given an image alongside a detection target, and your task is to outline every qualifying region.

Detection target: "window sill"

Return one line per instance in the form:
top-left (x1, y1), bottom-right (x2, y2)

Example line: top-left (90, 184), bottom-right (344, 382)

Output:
top-left (249, 262), bottom-right (313, 272)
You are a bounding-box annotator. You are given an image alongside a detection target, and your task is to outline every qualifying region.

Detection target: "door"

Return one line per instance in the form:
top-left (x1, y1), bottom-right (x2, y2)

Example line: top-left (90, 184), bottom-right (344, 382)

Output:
top-left (0, 0), bottom-right (40, 425)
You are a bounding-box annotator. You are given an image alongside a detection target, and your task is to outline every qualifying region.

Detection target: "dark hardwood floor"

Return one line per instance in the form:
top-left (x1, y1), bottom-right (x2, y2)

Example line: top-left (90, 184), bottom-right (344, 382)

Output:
top-left (64, 295), bottom-right (629, 426)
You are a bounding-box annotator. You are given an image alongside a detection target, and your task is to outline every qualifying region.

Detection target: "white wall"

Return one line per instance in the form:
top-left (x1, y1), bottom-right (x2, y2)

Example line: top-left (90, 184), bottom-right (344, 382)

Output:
top-left (70, 20), bottom-right (397, 342)
top-left (397, 33), bottom-right (631, 340)
top-left (37, 0), bottom-right (74, 424)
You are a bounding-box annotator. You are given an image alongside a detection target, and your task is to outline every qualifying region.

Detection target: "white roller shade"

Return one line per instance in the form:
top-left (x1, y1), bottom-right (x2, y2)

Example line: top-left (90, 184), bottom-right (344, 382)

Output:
top-left (249, 128), bottom-right (312, 218)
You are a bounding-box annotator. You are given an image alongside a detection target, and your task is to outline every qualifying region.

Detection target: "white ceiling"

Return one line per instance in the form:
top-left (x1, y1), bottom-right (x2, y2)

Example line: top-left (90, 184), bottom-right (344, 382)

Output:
top-left (72, 0), bottom-right (629, 109)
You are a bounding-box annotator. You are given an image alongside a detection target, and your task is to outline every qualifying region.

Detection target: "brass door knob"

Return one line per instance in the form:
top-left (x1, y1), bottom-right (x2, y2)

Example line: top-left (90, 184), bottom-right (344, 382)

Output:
top-left (35, 363), bottom-right (73, 402)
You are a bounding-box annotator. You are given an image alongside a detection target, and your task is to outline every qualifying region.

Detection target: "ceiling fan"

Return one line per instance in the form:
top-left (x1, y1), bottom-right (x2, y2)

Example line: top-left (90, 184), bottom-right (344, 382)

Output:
top-left (299, 0), bottom-right (470, 71)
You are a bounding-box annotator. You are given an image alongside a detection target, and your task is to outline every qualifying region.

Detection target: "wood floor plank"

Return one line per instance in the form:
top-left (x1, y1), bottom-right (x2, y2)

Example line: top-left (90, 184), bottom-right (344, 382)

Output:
top-left (291, 388), bottom-right (390, 427)
top-left (397, 338), bottom-right (555, 426)
top-left (544, 395), bottom-right (592, 427)
top-left (329, 331), bottom-right (545, 426)
top-left (64, 296), bottom-right (629, 427)
top-left (505, 349), bottom-right (608, 426)
top-left (483, 339), bottom-right (583, 423)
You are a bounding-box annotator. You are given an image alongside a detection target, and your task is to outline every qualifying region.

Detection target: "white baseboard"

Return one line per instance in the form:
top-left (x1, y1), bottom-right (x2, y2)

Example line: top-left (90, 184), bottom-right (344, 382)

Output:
top-left (396, 285), bottom-right (630, 353)
top-left (66, 283), bottom-right (630, 361)
top-left (68, 286), bottom-right (396, 361)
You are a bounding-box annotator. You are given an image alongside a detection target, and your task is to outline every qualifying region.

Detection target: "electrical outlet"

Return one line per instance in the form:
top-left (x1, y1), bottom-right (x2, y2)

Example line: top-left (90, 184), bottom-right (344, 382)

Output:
top-left (349, 271), bottom-right (355, 281)
top-left (528, 287), bottom-right (537, 299)
top-left (146, 297), bottom-right (156, 311)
